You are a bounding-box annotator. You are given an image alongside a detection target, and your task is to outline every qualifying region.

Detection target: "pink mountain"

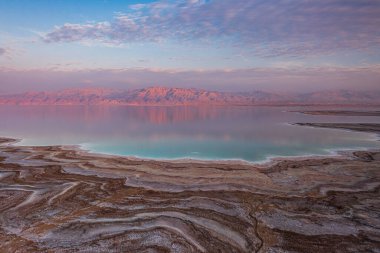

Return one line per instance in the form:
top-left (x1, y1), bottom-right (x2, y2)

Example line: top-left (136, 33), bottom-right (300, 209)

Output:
top-left (0, 87), bottom-right (379, 105)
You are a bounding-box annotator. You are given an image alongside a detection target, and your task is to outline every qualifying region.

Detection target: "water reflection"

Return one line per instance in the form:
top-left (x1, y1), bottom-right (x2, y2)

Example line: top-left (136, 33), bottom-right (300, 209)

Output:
top-left (0, 105), bottom-right (379, 162)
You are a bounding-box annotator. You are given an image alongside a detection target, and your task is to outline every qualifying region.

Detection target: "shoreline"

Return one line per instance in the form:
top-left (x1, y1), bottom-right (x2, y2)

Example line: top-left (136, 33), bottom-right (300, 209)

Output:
top-left (7, 134), bottom-right (379, 168)
top-left (2, 121), bottom-right (380, 185)
top-left (67, 142), bottom-right (380, 167)
top-left (1, 122), bottom-right (380, 252)
top-left (6, 121), bottom-right (380, 167)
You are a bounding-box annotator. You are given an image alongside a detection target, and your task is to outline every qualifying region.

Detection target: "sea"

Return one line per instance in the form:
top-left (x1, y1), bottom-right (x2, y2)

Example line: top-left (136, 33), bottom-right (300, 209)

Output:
top-left (0, 105), bottom-right (379, 163)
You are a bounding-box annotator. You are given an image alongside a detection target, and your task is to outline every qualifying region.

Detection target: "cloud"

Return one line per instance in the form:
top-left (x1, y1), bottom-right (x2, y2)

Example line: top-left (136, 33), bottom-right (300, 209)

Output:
top-left (1, 65), bottom-right (379, 94)
top-left (43, 0), bottom-right (380, 57)
top-left (0, 48), bottom-right (6, 56)
top-left (0, 47), bottom-right (12, 59)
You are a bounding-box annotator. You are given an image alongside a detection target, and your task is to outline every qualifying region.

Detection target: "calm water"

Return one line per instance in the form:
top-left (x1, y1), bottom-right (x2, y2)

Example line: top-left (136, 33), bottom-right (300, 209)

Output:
top-left (0, 105), bottom-right (379, 162)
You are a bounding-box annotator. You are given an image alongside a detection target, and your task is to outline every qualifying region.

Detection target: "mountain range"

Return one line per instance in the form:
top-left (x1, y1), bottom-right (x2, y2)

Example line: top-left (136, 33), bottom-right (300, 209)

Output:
top-left (0, 87), bottom-right (379, 106)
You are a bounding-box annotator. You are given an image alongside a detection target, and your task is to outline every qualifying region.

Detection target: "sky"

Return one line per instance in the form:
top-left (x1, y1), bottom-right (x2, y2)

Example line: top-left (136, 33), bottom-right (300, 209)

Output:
top-left (0, 0), bottom-right (379, 93)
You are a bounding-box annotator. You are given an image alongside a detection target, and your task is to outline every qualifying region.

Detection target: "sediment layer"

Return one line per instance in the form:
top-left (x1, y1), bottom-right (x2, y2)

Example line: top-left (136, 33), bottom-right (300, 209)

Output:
top-left (0, 124), bottom-right (380, 252)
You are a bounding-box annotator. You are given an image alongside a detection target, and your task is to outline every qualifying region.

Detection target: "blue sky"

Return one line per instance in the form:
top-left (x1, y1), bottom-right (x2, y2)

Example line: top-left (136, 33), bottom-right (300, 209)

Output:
top-left (0, 0), bottom-right (379, 93)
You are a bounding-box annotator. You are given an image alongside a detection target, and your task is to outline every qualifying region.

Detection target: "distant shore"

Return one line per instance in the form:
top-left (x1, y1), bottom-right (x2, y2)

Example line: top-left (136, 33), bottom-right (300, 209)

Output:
top-left (297, 110), bottom-right (380, 116)
top-left (295, 122), bottom-right (380, 134)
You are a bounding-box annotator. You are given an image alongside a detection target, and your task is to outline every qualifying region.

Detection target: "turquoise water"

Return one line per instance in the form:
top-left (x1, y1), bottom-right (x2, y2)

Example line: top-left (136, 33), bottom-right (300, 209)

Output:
top-left (0, 105), bottom-right (379, 162)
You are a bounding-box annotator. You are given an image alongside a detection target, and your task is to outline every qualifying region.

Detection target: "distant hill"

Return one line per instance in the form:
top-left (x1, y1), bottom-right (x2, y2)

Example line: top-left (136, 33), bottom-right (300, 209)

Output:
top-left (0, 87), bottom-right (379, 106)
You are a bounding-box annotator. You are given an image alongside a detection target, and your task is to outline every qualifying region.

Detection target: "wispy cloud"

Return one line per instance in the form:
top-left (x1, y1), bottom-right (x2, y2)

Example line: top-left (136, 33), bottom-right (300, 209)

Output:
top-left (0, 47), bottom-right (12, 59)
top-left (0, 48), bottom-right (6, 56)
top-left (43, 0), bottom-right (380, 57)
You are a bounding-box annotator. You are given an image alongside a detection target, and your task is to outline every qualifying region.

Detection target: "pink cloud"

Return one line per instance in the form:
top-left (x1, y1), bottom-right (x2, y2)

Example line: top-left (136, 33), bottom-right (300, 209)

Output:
top-left (43, 0), bottom-right (380, 57)
top-left (0, 48), bottom-right (7, 56)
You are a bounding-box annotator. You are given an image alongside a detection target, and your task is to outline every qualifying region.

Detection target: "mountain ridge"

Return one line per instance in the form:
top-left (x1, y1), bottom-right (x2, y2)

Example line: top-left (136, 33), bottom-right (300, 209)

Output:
top-left (0, 87), bottom-right (379, 106)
